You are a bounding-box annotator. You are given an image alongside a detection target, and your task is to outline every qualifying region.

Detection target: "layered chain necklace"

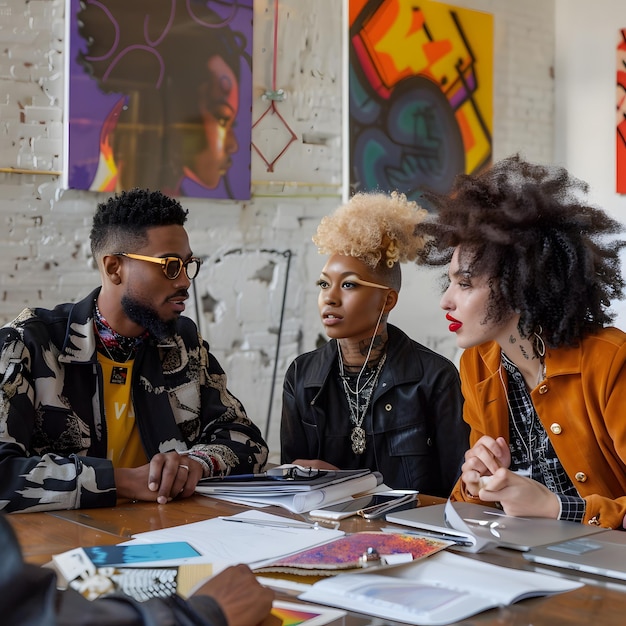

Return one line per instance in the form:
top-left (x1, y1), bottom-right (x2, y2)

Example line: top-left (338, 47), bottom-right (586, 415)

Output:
top-left (93, 300), bottom-right (146, 363)
top-left (498, 353), bottom-right (546, 476)
top-left (338, 349), bottom-right (387, 455)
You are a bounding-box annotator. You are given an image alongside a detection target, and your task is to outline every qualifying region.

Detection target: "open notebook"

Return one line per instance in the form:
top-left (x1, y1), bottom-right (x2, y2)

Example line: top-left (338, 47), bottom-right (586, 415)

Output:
top-left (386, 500), bottom-right (608, 552)
top-left (523, 529), bottom-right (626, 581)
top-left (298, 550), bottom-right (583, 626)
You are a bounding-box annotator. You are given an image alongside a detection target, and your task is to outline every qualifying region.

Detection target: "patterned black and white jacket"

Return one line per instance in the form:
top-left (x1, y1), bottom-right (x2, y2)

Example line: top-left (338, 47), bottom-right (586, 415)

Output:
top-left (0, 288), bottom-right (268, 513)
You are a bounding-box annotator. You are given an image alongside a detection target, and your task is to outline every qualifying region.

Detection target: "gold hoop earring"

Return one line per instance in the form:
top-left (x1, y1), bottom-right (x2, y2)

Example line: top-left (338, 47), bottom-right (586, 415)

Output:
top-left (533, 325), bottom-right (546, 358)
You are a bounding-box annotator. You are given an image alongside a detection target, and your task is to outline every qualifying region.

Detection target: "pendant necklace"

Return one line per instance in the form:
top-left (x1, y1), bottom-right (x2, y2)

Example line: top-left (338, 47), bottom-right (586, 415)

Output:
top-left (338, 349), bottom-right (387, 454)
top-left (93, 300), bottom-right (141, 364)
top-left (98, 336), bottom-right (133, 364)
top-left (498, 357), bottom-right (546, 473)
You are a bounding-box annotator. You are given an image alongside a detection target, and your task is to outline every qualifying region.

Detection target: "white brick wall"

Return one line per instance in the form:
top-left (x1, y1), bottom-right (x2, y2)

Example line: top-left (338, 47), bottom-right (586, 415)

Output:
top-left (0, 0), bottom-right (557, 456)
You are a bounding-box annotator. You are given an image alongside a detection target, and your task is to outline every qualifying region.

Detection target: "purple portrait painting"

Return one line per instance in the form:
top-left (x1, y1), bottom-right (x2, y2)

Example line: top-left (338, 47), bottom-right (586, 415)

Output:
top-left (65, 0), bottom-right (253, 200)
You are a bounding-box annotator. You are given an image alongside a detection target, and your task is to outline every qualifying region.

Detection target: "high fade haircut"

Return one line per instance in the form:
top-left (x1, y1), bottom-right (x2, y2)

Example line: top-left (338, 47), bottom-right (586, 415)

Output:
top-left (313, 191), bottom-right (429, 292)
top-left (416, 154), bottom-right (626, 347)
top-left (90, 188), bottom-right (188, 260)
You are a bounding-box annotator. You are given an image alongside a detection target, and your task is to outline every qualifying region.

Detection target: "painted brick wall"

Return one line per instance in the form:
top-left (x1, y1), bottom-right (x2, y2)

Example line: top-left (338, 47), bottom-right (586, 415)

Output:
top-left (0, 0), bottom-right (555, 456)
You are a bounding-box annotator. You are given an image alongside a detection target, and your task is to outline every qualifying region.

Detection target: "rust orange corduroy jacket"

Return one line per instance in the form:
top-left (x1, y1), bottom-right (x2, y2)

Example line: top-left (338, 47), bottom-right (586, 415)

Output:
top-left (451, 327), bottom-right (626, 529)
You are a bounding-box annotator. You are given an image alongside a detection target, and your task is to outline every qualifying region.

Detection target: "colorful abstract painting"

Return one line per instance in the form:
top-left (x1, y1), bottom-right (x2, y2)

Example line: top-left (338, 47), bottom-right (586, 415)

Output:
top-left (617, 29), bottom-right (626, 194)
top-left (259, 531), bottom-right (448, 574)
top-left (64, 0), bottom-right (253, 200)
top-left (349, 0), bottom-right (493, 203)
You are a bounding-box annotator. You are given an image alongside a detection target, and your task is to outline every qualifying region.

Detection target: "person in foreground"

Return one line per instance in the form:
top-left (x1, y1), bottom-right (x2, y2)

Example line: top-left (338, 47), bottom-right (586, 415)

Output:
top-left (0, 188), bottom-right (268, 513)
top-left (280, 191), bottom-right (467, 496)
top-left (1, 516), bottom-right (275, 626)
top-left (416, 154), bottom-right (626, 527)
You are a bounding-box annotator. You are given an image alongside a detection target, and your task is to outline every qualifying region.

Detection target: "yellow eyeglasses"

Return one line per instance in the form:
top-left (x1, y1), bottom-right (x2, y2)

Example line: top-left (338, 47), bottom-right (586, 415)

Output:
top-left (115, 253), bottom-right (202, 280)
top-left (350, 277), bottom-right (391, 290)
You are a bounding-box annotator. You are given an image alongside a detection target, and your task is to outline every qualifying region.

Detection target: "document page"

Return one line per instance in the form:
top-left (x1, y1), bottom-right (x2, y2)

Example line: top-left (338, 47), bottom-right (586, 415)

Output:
top-left (299, 551), bottom-right (583, 625)
top-left (128, 510), bottom-right (345, 568)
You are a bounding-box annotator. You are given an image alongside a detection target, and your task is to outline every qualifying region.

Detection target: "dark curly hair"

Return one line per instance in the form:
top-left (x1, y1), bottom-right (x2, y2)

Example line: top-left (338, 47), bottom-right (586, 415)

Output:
top-left (90, 188), bottom-right (188, 259)
top-left (416, 155), bottom-right (626, 347)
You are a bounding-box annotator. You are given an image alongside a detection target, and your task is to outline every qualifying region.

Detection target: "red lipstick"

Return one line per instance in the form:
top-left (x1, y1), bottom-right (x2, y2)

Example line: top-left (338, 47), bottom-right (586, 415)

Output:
top-left (446, 313), bottom-right (462, 332)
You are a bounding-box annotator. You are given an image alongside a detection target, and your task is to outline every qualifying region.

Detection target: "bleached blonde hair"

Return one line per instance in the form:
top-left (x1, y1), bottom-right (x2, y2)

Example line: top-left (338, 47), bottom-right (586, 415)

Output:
top-left (313, 191), bottom-right (429, 270)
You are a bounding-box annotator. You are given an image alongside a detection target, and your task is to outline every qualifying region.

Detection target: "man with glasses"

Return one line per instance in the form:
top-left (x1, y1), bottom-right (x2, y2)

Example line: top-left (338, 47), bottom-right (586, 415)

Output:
top-left (0, 188), bottom-right (268, 512)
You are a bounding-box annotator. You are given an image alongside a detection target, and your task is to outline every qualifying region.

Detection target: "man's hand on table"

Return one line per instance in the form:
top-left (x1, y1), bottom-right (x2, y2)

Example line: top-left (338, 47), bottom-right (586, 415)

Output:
top-left (114, 452), bottom-right (203, 504)
top-left (193, 564), bottom-right (276, 626)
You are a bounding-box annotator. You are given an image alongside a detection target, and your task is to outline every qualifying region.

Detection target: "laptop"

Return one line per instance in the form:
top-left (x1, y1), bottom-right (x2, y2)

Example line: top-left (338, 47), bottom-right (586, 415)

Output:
top-left (385, 501), bottom-right (608, 552)
top-left (523, 530), bottom-right (626, 581)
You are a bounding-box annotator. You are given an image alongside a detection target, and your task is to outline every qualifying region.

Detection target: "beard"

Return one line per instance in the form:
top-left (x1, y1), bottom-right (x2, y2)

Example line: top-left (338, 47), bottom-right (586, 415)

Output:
top-left (121, 294), bottom-right (178, 341)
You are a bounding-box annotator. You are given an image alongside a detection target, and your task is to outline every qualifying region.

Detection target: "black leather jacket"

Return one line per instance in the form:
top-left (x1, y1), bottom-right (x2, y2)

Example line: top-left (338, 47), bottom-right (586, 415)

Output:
top-left (281, 325), bottom-right (468, 497)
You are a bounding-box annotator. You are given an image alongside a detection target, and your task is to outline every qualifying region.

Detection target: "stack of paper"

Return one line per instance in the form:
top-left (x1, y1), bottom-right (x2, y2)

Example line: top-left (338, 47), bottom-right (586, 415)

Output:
top-left (195, 467), bottom-right (383, 513)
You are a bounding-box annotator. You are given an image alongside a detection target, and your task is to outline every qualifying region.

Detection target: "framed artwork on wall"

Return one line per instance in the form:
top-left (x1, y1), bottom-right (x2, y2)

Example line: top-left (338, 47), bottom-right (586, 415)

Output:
top-left (63, 0), bottom-right (253, 200)
top-left (347, 0), bottom-right (493, 204)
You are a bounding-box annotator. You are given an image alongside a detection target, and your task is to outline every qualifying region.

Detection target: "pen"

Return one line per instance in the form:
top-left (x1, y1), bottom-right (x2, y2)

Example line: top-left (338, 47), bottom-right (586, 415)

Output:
top-left (207, 473), bottom-right (270, 481)
top-left (200, 467), bottom-right (325, 482)
top-left (218, 516), bottom-right (320, 529)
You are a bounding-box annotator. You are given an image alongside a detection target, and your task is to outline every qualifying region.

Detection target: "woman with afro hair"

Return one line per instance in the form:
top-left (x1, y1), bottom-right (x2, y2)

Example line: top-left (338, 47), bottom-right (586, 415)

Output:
top-left (280, 192), bottom-right (468, 497)
top-left (416, 154), bottom-right (626, 527)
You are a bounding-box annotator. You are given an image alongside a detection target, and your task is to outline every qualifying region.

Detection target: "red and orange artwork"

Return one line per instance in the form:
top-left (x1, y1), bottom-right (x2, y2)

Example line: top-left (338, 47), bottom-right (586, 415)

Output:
top-left (617, 29), bottom-right (626, 194)
top-left (349, 0), bottom-right (493, 203)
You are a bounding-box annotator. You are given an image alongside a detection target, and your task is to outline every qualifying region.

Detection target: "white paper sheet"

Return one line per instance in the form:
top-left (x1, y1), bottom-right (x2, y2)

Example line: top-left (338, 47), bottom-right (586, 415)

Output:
top-left (128, 510), bottom-right (345, 568)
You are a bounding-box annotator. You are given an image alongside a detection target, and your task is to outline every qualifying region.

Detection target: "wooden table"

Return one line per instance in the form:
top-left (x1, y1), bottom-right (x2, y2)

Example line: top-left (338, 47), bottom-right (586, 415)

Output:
top-left (8, 494), bottom-right (626, 625)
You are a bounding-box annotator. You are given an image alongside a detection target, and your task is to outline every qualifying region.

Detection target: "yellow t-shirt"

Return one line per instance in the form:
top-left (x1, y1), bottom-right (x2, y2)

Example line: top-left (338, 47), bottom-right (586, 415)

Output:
top-left (98, 353), bottom-right (148, 468)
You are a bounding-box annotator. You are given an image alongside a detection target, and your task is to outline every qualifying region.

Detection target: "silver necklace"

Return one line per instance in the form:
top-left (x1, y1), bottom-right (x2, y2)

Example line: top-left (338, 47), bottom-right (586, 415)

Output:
top-left (99, 339), bottom-right (133, 364)
top-left (498, 359), bottom-right (546, 474)
top-left (338, 351), bottom-right (387, 454)
top-left (339, 353), bottom-right (380, 395)
top-left (94, 301), bottom-right (136, 363)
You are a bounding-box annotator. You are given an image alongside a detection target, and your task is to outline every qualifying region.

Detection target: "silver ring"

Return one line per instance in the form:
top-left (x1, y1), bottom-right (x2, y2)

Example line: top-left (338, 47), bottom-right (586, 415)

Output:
top-left (178, 464), bottom-right (189, 471)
